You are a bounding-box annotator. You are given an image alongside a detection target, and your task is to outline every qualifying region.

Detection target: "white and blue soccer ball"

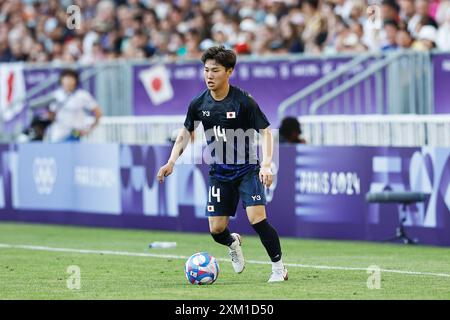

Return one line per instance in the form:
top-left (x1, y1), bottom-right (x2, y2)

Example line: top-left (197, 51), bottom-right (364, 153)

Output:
top-left (185, 252), bottom-right (219, 285)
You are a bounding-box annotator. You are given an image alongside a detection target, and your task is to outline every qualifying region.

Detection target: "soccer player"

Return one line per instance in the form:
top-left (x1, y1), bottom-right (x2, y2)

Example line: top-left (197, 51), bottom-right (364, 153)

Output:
top-left (157, 46), bottom-right (287, 282)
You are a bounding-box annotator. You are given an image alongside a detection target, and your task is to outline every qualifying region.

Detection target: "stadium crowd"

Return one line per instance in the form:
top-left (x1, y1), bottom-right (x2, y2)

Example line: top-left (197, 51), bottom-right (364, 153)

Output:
top-left (0, 0), bottom-right (449, 63)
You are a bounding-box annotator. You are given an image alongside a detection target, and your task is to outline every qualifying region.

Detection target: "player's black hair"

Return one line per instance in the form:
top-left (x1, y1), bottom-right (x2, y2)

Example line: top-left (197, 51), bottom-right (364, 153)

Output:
top-left (201, 45), bottom-right (237, 70)
top-left (59, 68), bottom-right (80, 86)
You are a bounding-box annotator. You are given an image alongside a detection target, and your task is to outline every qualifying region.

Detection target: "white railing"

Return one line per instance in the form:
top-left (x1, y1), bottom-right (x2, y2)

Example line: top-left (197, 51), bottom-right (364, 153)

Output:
top-left (300, 114), bottom-right (450, 146)
top-left (85, 114), bottom-right (450, 146)
top-left (85, 115), bottom-right (186, 145)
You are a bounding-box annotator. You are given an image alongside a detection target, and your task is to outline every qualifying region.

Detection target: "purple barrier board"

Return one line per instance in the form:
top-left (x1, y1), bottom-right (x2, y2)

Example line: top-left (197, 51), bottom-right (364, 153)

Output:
top-left (135, 52), bottom-right (450, 120)
top-left (132, 57), bottom-right (383, 126)
top-left (432, 53), bottom-right (450, 114)
top-left (0, 143), bottom-right (449, 246)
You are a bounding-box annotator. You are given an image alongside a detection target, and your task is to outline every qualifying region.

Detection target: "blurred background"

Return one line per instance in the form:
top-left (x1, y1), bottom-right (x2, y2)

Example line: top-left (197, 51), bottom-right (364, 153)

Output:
top-left (1, 0), bottom-right (450, 62)
top-left (0, 0), bottom-right (449, 246)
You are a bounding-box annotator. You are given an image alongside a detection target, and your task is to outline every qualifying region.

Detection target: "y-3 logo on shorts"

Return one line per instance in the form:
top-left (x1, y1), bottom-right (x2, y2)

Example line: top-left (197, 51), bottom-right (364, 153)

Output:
top-left (251, 195), bottom-right (261, 201)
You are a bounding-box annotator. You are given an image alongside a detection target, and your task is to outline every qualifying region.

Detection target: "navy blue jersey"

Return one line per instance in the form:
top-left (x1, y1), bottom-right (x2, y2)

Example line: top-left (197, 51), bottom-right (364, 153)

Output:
top-left (184, 85), bottom-right (270, 181)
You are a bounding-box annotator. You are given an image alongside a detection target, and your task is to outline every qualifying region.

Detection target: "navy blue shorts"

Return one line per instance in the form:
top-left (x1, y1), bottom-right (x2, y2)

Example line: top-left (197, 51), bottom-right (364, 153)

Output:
top-left (206, 167), bottom-right (266, 217)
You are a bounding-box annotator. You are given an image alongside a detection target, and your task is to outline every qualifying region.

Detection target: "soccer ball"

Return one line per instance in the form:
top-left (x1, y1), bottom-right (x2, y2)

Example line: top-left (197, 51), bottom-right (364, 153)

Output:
top-left (185, 252), bottom-right (219, 285)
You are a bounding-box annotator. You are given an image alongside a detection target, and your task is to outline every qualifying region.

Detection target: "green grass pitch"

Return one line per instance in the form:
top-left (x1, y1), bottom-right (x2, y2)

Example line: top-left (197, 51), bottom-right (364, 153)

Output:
top-left (0, 222), bottom-right (449, 300)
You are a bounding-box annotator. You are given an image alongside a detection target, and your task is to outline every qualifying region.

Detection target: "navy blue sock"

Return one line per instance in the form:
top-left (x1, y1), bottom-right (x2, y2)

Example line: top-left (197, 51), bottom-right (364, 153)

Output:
top-left (211, 228), bottom-right (234, 246)
top-left (252, 219), bottom-right (282, 262)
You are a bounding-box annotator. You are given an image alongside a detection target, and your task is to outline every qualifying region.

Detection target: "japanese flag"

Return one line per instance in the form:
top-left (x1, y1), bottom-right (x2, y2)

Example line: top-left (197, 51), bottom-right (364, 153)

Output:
top-left (207, 205), bottom-right (215, 212)
top-left (0, 63), bottom-right (26, 122)
top-left (226, 111), bottom-right (236, 119)
top-left (139, 64), bottom-right (174, 106)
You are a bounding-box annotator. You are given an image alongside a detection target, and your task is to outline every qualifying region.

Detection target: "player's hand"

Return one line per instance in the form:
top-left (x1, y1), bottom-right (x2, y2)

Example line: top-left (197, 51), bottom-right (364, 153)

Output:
top-left (157, 162), bottom-right (175, 183)
top-left (259, 164), bottom-right (273, 188)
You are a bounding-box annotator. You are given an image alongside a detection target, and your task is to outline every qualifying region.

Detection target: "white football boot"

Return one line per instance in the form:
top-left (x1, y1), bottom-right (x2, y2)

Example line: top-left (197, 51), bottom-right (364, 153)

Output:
top-left (268, 266), bottom-right (288, 283)
top-left (228, 233), bottom-right (245, 273)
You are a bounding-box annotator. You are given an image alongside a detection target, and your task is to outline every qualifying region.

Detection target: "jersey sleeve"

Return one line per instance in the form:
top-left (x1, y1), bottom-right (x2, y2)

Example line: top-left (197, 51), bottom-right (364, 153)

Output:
top-left (184, 100), bottom-right (200, 132)
top-left (246, 94), bottom-right (270, 130)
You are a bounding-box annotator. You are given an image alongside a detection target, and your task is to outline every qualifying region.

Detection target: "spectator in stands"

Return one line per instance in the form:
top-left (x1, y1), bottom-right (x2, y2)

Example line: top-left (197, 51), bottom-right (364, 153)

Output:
top-left (436, 0), bottom-right (450, 25)
top-left (333, 0), bottom-right (354, 21)
top-left (184, 29), bottom-right (203, 59)
top-left (277, 18), bottom-right (305, 54)
top-left (378, 0), bottom-right (401, 25)
top-left (381, 19), bottom-right (400, 51)
top-left (412, 24), bottom-right (438, 50)
top-left (46, 69), bottom-right (102, 142)
top-left (335, 20), bottom-right (367, 53)
top-left (0, 40), bottom-right (14, 62)
top-left (301, 0), bottom-right (328, 54)
top-left (278, 117), bottom-right (307, 144)
top-left (408, 0), bottom-right (439, 37)
top-left (1, 0), bottom-right (450, 61)
top-left (399, 0), bottom-right (416, 24)
top-left (323, 11), bottom-right (344, 53)
top-left (396, 28), bottom-right (414, 49)
top-left (436, 7), bottom-right (450, 50)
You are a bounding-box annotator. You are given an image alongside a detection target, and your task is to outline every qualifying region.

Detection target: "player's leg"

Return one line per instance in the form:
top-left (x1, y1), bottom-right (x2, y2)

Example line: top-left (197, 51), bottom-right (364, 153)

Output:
top-left (207, 177), bottom-right (244, 273)
top-left (240, 168), bottom-right (287, 282)
top-left (208, 216), bottom-right (233, 245)
top-left (246, 205), bottom-right (287, 282)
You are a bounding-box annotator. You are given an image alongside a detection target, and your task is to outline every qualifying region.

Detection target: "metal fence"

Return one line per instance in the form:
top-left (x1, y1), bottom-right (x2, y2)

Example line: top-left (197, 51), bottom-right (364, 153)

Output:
top-left (1, 51), bottom-right (446, 145)
top-left (300, 114), bottom-right (450, 146)
top-left (85, 115), bottom-right (186, 145)
top-left (23, 61), bottom-right (133, 116)
top-left (278, 50), bottom-right (433, 118)
top-left (84, 114), bottom-right (450, 147)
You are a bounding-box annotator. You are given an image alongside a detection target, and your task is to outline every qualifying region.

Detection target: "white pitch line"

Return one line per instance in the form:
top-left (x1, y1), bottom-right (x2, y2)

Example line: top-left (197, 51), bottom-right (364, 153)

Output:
top-left (0, 243), bottom-right (449, 278)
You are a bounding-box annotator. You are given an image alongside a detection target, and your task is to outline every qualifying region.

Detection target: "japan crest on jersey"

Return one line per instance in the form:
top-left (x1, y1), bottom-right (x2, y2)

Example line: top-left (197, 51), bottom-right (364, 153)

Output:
top-left (226, 111), bottom-right (236, 119)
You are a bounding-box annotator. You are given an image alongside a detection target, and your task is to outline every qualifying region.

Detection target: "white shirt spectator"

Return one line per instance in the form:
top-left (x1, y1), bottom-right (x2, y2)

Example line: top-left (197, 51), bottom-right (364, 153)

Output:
top-left (46, 88), bottom-right (98, 142)
top-left (437, 8), bottom-right (450, 51)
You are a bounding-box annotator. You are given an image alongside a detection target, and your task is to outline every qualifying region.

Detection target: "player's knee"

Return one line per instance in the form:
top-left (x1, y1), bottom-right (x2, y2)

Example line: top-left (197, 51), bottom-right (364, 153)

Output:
top-left (247, 208), bottom-right (266, 225)
top-left (248, 215), bottom-right (265, 225)
top-left (209, 224), bottom-right (227, 234)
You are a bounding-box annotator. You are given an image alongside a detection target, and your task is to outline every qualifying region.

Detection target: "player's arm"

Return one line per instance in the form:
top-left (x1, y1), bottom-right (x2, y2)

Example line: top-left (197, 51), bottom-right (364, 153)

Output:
top-left (157, 127), bottom-right (193, 183)
top-left (157, 98), bottom-right (199, 183)
top-left (259, 127), bottom-right (273, 188)
top-left (245, 93), bottom-right (273, 188)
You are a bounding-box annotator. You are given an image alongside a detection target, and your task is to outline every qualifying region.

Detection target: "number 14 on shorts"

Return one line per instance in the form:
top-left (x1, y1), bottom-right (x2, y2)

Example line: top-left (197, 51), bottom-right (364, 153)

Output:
top-left (207, 186), bottom-right (221, 212)
top-left (208, 186), bottom-right (221, 203)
